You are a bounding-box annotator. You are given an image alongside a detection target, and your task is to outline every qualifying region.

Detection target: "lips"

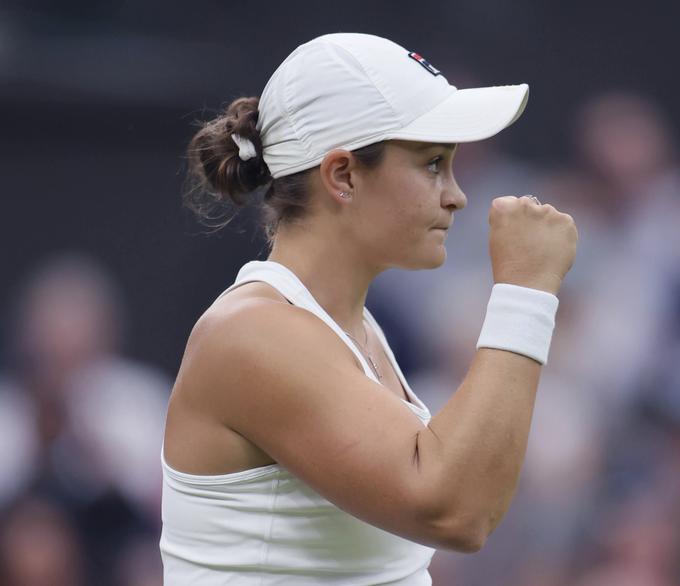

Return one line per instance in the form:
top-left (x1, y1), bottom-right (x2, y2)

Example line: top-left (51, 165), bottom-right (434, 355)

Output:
top-left (432, 216), bottom-right (453, 230)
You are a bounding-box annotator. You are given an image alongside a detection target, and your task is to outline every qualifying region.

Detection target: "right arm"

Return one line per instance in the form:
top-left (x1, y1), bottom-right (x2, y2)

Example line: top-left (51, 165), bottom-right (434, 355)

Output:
top-left (187, 301), bottom-right (540, 553)
top-left (183, 196), bottom-right (577, 552)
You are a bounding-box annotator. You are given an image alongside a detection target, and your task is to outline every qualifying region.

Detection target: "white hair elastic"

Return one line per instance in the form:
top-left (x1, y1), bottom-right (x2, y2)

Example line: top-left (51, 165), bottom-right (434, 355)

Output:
top-left (231, 133), bottom-right (257, 161)
top-left (476, 283), bottom-right (559, 365)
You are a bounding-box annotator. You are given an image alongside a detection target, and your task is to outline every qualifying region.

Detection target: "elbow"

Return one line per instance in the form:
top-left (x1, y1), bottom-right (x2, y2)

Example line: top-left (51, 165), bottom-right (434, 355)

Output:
top-left (451, 531), bottom-right (487, 553)
top-left (438, 524), bottom-right (488, 553)
top-left (423, 507), bottom-right (490, 553)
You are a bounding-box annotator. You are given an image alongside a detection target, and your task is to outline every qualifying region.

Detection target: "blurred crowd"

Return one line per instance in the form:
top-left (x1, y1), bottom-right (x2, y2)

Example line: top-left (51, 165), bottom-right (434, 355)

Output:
top-left (0, 256), bottom-right (170, 585)
top-left (1, 89), bottom-right (679, 585)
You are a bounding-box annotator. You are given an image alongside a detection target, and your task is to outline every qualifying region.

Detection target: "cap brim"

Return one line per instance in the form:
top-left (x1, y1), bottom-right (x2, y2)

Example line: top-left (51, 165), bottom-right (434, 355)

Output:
top-left (386, 83), bottom-right (529, 143)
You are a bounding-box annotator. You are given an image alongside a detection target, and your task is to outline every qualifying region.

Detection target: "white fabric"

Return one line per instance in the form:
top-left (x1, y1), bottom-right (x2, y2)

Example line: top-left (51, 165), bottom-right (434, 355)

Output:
top-left (256, 33), bottom-right (529, 178)
top-left (160, 260), bottom-right (435, 585)
top-left (476, 283), bottom-right (559, 365)
top-left (231, 133), bottom-right (257, 161)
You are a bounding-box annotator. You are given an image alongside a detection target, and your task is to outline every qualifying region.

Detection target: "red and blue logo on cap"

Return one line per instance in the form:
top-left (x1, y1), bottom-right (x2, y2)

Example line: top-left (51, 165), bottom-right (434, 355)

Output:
top-left (408, 51), bottom-right (441, 77)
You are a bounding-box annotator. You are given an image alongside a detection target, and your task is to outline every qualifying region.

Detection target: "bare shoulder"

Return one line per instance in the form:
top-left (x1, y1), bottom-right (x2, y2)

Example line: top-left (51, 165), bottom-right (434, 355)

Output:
top-left (163, 283), bottom-right (309, 474)
top-left (185, 291), bottom-right (352, 395)
top-left (175, 285), bottom-right (359, 421)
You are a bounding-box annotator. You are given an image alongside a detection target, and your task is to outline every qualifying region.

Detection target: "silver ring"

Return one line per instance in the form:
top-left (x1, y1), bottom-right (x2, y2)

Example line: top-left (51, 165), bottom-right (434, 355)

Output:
top-left (525, 195), bottom-right (541, 205)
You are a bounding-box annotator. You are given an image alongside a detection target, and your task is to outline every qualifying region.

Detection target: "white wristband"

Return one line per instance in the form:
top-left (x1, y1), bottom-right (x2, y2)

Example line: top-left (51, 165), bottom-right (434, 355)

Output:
top-left (476, 283), bottom-right (559, 365)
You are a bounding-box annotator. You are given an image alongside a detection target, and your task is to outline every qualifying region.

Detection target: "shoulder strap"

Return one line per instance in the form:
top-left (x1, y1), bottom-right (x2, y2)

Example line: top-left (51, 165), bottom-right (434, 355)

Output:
top-left (215, 261), bottom-right (378, 381)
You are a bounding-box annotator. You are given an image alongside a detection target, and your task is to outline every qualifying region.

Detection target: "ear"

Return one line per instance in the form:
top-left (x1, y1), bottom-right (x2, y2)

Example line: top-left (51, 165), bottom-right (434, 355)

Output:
top-left (319, 149), bottom-right (356, 203)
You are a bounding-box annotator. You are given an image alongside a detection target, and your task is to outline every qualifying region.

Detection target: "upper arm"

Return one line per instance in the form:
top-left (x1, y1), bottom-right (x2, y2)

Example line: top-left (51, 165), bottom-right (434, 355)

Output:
top-left (184, 299), bottom-right (446, 547)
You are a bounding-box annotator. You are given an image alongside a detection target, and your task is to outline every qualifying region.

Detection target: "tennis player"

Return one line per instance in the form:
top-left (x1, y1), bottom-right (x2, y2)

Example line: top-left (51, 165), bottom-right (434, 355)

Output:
top-left (160, 33), bottom-right (578, 585)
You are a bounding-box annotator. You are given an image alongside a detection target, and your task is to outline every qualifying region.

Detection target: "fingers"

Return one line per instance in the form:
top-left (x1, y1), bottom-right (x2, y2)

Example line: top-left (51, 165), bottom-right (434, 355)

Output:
top-left (492, 195), bottom-right (518, 209)
top-left (493, 195), bottom-right (543, 207)
top-left (490, 195), bottom-right (550, 224)
top-left (491, 195), bottom-right (566, 215)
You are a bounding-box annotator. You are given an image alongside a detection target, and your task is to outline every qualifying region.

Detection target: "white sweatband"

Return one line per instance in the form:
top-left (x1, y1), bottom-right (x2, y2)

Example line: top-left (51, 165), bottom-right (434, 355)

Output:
top-left (476, 283), bottom-right (559, 365)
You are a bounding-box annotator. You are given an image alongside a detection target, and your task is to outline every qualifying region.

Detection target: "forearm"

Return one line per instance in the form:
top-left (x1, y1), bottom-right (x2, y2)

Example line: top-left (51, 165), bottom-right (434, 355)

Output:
top-left (410, 197), bottom-right (575, 550)
top-left (417, 347), bottom-right (541, 545)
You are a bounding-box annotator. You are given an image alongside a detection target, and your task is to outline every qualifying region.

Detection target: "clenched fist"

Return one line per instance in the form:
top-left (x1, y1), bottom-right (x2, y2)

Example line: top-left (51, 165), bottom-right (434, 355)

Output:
top-left (488, 195), bottom-right (578, 295)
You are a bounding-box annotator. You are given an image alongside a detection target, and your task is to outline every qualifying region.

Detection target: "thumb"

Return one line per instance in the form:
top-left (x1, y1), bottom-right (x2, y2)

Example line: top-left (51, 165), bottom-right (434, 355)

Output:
top-left (491, 195), bottom-right (518, 210)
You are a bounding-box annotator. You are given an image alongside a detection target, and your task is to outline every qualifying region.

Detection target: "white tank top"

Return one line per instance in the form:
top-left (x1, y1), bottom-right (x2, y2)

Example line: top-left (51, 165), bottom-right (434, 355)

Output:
top-left (160, 260), bottom-right (436, 585)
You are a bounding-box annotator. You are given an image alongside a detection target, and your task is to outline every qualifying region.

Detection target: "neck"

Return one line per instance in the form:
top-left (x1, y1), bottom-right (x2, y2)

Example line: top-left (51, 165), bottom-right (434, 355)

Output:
top-left (267, 221), bottom-right (380, 337)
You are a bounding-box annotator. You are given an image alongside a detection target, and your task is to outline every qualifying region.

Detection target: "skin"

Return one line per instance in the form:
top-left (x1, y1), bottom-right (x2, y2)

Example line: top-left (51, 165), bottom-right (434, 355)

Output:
top-left (163, 139), bottom-right (578, 552)
top-left (266, 139), bottom-right (467, 339)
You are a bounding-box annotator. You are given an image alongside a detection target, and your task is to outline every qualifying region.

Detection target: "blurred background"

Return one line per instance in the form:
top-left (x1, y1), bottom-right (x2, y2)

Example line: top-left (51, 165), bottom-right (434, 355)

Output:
top-left (1, 1), bottom-right (679, 584)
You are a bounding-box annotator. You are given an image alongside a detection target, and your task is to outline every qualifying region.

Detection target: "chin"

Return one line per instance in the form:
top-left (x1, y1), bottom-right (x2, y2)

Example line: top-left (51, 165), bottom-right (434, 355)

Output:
top-left (397, 247), bottom-right (447, 271)
top-left (423, 251), bottom-right (447, 269)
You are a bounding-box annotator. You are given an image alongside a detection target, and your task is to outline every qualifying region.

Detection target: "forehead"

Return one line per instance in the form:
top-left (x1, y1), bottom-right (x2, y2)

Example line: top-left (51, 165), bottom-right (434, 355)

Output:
top-left (388, 140), bottom-right (456, 154)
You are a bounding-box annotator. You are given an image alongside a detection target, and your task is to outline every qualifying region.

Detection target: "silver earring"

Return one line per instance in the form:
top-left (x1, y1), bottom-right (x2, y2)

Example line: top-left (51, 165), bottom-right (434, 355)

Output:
top-left (339, 191), bottom-right (352, 199)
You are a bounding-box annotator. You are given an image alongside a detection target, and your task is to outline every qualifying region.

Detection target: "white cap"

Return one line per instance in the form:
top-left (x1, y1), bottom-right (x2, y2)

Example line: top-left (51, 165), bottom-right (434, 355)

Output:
top-left (257, 33), bottom-right (529, 179)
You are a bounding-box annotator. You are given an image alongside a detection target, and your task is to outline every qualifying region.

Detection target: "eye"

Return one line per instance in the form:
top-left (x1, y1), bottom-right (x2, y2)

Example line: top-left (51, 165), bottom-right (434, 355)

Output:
top-left (427, 156), bottom-right (443, 173)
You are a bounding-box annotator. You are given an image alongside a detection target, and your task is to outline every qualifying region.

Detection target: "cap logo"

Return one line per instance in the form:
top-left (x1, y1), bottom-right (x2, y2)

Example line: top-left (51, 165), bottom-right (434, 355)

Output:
top-left (408, 51), bottom-right (441, 76)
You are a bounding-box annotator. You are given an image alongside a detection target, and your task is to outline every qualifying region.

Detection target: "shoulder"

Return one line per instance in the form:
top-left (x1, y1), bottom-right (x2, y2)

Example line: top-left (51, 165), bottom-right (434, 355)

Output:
top-left (190, 280), bottom-right (320, 354)
top-left (177, 290), bottom-right (359, 419)
top-left (195, 292), bottom-right (340, 359)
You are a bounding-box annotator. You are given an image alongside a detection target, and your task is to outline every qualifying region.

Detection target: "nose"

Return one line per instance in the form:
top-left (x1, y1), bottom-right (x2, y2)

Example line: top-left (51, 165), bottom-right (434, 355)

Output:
top-left (442, 173), bottom-right (467, 211)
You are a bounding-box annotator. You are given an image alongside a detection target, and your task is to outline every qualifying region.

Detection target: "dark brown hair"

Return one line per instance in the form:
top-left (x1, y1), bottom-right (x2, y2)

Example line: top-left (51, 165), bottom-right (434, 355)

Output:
top-left (184, 96), bottom-right (386, 244)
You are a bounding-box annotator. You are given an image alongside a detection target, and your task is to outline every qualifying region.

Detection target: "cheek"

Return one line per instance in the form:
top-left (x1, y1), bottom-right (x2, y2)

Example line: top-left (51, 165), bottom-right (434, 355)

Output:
top-left (391, 186), bottom-right (437, 236)
top-left (382, 175), bottom-right (431, 220)
top-left (358, 168), bottom-right (437, 244)
top-left (378, 198), bottom-right (420, 241)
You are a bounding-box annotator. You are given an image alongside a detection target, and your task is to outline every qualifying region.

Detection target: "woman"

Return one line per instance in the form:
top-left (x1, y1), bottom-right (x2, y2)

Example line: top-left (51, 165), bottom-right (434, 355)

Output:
top-left (160, 33), bottom-right (578, 584)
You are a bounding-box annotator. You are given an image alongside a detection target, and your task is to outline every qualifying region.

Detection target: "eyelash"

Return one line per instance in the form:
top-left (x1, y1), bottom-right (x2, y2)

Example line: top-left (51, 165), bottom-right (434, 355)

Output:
top-left (427, 156), bottom-right (444, 173)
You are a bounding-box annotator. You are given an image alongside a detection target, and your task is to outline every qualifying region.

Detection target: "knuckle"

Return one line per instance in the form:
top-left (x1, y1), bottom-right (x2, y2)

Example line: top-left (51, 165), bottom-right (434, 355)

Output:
top-left (557, 211), bottom-right (575, 226)
top-left (490, 196), bottom-right (518, 216)
top-left (492, 195), bottom-right (517, 207)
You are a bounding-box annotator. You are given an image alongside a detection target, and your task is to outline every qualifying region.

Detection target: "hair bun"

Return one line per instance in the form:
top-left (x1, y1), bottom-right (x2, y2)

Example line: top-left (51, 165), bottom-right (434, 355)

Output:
top-left (185, 97), bottom-right (272, 213)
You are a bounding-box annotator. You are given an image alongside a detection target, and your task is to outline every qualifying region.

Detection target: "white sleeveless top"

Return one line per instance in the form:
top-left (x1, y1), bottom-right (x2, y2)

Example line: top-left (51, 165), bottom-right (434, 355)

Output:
top-left (160, 260), bottom-right (436, 585)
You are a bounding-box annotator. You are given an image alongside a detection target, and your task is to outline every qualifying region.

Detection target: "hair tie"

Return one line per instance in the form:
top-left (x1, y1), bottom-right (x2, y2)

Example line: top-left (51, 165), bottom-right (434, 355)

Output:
top-left (231, 133), bottom-right (257, 161)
